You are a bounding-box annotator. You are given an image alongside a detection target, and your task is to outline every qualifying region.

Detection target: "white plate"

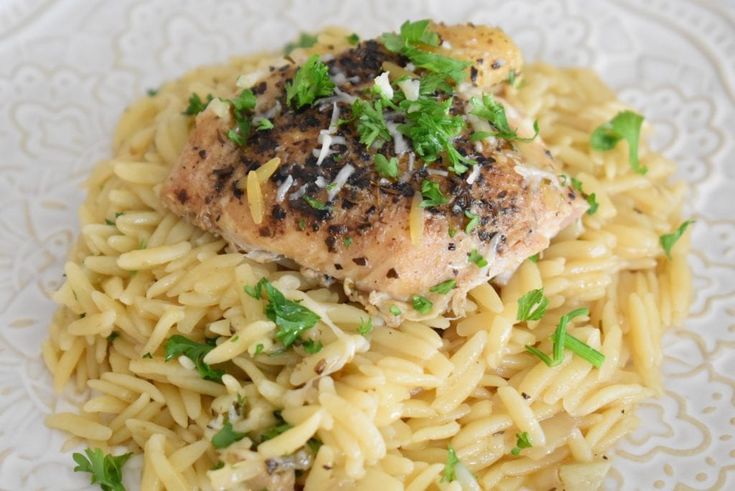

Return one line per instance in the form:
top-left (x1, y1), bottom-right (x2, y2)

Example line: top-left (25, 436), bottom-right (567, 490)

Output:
top-left (0, 0), bottom-right (733, 489)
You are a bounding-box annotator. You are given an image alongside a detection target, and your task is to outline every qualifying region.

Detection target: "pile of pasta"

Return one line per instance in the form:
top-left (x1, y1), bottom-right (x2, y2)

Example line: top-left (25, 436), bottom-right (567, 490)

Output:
top-left (44, 29), bottom-right (692, 490)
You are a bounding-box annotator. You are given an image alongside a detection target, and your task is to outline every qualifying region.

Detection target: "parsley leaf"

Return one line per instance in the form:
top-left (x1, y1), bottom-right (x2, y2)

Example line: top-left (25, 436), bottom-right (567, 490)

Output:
top-left (529, 253), bottom-right (539, 263)
top-left (302, 339), bottom-right (323, 354)
top-left (571, 177), bottom-right (599, 215)
top-left (441, 446), bottom-right (459, 482)
top-left (164, 335), bottom-right (224, 382)
top-left (303, 195), bottom-right (328, 210)
top-left (430, 279), bottom-right (456, 294)
top-left (464, 209), bottom-right (479, 233)
top-left (420, 179), bottom-right (449, 208)
top-left (346, 33), bottom-right (360, 45)
top-left (183, 93), bottom-right (213, 116)
top-left (286, 55), bottom-right (335, 109)
top-left (511, 432), bottom-right (532, 456)
top-left (211, 420), bottom-right (246, 449)
top-left (399, 96), bottom-right (471, 174)
top-left (72, 448), bottom-right (132, 491)
top-left (516, 288), bottom-right (549, 322)
top-left (260, 422), bottom-right (293, 442)
top-left (374, 153), bottom-right (399, 178)
top-left (590, 110), bottom-right (646, 174)
top-left (358, 318), bottom-right (373, 336)
top-left (248, 278), bottom-right (321, 348)
top-left (660, 220), bottom-right (694, 259)
top-left (402, 47), bottom-right (469, 85)
top-left (352, 98), bottom-right (391, 148)
top-left (256, 118), bottom-right (274, 131)
top-left (470, 94), bottom-right (539, 142)
top-left (381, 20), bottom-right (440, 52)
top-left (283, 32), bottom-right (318, 55)
top-left (227, 89), bottom-right (257, 146)
top-left (412, 295), bottom-right (433, 314)
top-left (343, 237), bottom-right (353, 248)
top-left (468, 249), bottom-right (488, 268)
top-left (389, 305), bottom-right (401, 316)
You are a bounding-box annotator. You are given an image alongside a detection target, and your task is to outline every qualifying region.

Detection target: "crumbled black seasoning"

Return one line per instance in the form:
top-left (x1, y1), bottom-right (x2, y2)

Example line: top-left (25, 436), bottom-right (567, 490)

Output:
top-left (271, 205), bottom-right (286, 220)
top-left (352, 257), bottom-right (368, 266)
top-left (470, 66), bottom-right (479, 83)
top-left (175, 188), bottom-right (189, 204)
top-left (386, 268), bottom-right (399, 279)
top-left (212, 166), bottom-right (234, 194)
top-left (198, 149), bottom-right (207, 159)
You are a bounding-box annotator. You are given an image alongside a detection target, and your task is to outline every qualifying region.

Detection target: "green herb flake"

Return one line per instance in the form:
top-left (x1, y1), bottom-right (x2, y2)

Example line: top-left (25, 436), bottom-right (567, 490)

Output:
top-left (389, 305), bottom-right (402, 316)
top-left (146, 88), bottom-right (159, 97)
top-left (511, 432), bottom-right (532, 456)
top-left (227, 89), bottom-right (257, 146)
top-left (374, 153), bottom-right (399, 179)
top-left (254, 343), bottom-right (264, 355)
top-left (211, 421), bottom-right (246, 449)
top-left (346, 33), bottom-right (360, 45)
top-left (470, 94), bottom-right (539, 142)
top-left (358, 318), bottom-right (373, 336)
top-left (105, 219), bottom-right (115, 226)
top-left (248, 278), bottom-right (321, 348)
top-left (211, 461), bottom-right (225, 471)
top-left (441, 446), bottom-right (459, 482)
top-left (529, 253), bottom-right (539, 263)
top-left (106, 331), bottom-right (119, 343)
top-left (571, 177), bottom-right (599, 215)
top-left (286, 55), bottom-right (335, 109)
top-left (298, 218), bottom-right (307, 231)
top-left (72, 448), bottom-right (132, 491)
top-left (283, 32), bottom-right (318, 55)
top-left (164, 335), bottom-right (224, 382)
top-left (142, 352), bottom-right (152, 359)
top-left (302, 339), bottom-right (323, 354)
top-left (468, 249), bottom-right (488, 268)
top-left (420, 179), bottom-right (449, 208)
top-left (307, 438), bottom-right (323, 454)
top-left (343, 237), bottom-right (353, 248)
top-left (352, 98), bottom-right (391, 148)
top-left (183, 93), bottom-right (213, 116)
top-left (260, 421), bottom-right (293, 442)
top-left (525, 307), bottom-right (604, 368)
top-left (590, 110), bottom-right (646, 174)
top-left (303, 195), bottom-right (329, 210)
top-left (516, 288), bottom-right (549, 322)
top-left (464, 210), bottom-right (479, 233)
top-left (256, 118), bottom-right (274, 131)
top-left (412, 295), bottom-right (433, 314)
top-left (660, 220), bottom-right (694, 259)
top-left (430, 279), bottom-right (456, 295)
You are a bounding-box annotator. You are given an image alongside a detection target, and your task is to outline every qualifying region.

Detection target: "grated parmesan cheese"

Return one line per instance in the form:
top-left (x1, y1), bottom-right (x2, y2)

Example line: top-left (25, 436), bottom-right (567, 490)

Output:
top-left (374, 72), bottom-right (394, 100)
top-left (427, 168), bottom-right (449, 177)
top-left (397, 78), bottom-right (420, 101)
top-left (207, 98), bottom-right (231, 121)
top-left (236, 69), bottom-right (268, 89)
top-left (386, 121), bottom-right (408, 155)
top-left (514, 164), bottom-right (562, 189)
top-left (466, 165), bottom-right (481, 185)
top-left (276, 175), bottom-right (294, 203)
top-left (327, 164), bottom-right (355, 201)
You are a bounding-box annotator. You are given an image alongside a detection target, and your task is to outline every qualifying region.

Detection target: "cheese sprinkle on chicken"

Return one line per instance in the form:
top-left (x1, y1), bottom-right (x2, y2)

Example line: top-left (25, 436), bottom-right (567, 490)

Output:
top-left (160, 21), bottom-right (588, 324)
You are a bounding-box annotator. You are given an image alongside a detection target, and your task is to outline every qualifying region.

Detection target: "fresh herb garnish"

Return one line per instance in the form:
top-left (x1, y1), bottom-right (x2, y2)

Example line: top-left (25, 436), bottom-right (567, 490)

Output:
top-left (346, 33), bottom-right (360, 45)
top-left (283, 32), bottom-right (318, 55)
top-left (302, 339), bottom-right (323, 354)
top-left (227, 89), bottom-right (257, 145)
top-left (468, 249), bottom-right (488, 268)
top-left (352, 98), bottom-right (391, 148)
top-left (183, 93), bottom-right (213, 116)
top-left (389, 305), bottom-right (401, 316)
top-left (464, 210), bottom-right (479, 233)
top-left (106, 332), bottom-right (119, 343)
top-left (590, 110), bottom-right (646, 174)
top-left (164, 335), bottom-right (224, 382)
top-left (374, 153), bottom-right (399, 178)
top-left (420, 179), bottom-right (449, 208)
top-left (441, 446), bottom-right (459, 482)
top-left (146, 88), bottom-right (158, 97)
top-left (660, 220), bottom-right (694, 259)
top-left (343, 237), bottom-right (353, 248)
top-left (529, 253), bottom-right (539, 263)
top-left (507, 70), bottom-right (519, 88)
top-left (412, 295), bottom-right (433, 314)
top-left (358, 318), bottom-right (373, 336)
top-left (256, 118), bottom-right (274, 131)
top-left (470, 94), bottom-right (539, 142)
top-left (571, 177), bottom-right (598, 215)
top-left (430, 279), bottom-right (456, 294)
top-left (254, 343), bottom-right (264, 355)
top-left (247, 278), bottom-right (321, 348)
top-left (524, 307), bottom-right (605, 368)
top-left (260, 421), bottom-right (293, 442)
top-left (516, 288), bottom-right (549, 322)
top-left (286, 55), bottom-right (335, 109)
top-left (211, 420), bottom-right (246, 449)
top-left (303, 195), bottom-right (328, 210)
top-left (511, 432), bottom-right (532, 456)
top-left (72, 448), bottom-right (132, 491)
top-left (105, 219), bottom-right (115, 226)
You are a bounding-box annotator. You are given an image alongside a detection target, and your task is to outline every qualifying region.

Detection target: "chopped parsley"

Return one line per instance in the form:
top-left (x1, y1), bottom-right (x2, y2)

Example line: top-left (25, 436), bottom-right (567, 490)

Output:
top-left (590, 110), bottom-right (646, 174)
top-left (441, 446), bottom-right (459, 482)
top-left (352, 98), bottom-right (391, 148)
top-left (303, 195), bottom-right (328, 210)
top-left (256, 118), bottom-right (274, 131)
top-left (430, 279), bottom-right (456, 294)
top-left (412, 295), bottom-right (433, 314)
top-left (470, 94), bottom-right (539, 142)
top-left (302, 339), bottom-right (323, 354)
top-left (183, 93), bottom-right (213, 116)
top-left (511, 432), bottom-right (532, 456)
top-left (283, 32), bottom-right (318, 55)
top-left (358, 318), bottom-right (373, 336)
top-left (374, 153), bottom-right (399, 178)
top-left (389, 305), bottom-right (402, 316)
top-left (420, 179), bottom-right (449, 208)
top-left (571, 177), bottom-right (599, 215)
top-left (211, 420), bottom-right (246, 449)
top-left (399, 96), bottom-right (472, 174)
top-left (529, 253), bottom-right (539, 263)
top-left (105, 218), bottom-right (115, 226)
top-left (247, 278), bottom-right (321, 348)
top-left (72, 448), bottom-right (132, 491)
top-left (164, 335), bottom-right (224, 382)
top-left (525, 307), bottom-right (605, 368)
top-left (146, 88), bottom-right (158, 97)
top-left (286, 55), bottom-right (335, 109)
top-left (516, 288), bottom-right (549, 322)
top-left (464, 210), bottom-right (479, 233)
top-left (227, 88), bottom-right (257, 145)
top-left (106, 331), bottom-right (119, 343)
top-left (254, 343), bottom-right (264, 355)
top-left (468, 249), bottom-right (488, 268)
top-left (347, 33), bottom-right (360, 45)
top-left (343, 237), bottom-right (353, 248)
top-left (260, 421), bottom-right (293, 442)
top-left (660, 220), bottom-right (694, 259)
top-left (381, 20), bottom-right (439, 52)
top-left (507, 70), bottom-right (519, 88)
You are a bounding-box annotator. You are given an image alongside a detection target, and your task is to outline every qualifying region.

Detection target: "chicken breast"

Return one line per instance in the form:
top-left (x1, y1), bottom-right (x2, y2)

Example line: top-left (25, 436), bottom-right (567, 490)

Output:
top-left (160, 22), bottom-right (587, 324)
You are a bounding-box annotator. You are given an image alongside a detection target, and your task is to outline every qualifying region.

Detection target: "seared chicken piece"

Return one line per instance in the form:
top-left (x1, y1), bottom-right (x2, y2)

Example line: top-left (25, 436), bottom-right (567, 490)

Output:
top-left (161, 23), bottom-right (587, 324)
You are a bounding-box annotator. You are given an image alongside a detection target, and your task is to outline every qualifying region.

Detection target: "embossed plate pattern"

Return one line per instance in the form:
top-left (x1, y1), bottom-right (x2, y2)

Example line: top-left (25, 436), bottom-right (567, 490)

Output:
top-left (0, 1), bottom-right (733, 489)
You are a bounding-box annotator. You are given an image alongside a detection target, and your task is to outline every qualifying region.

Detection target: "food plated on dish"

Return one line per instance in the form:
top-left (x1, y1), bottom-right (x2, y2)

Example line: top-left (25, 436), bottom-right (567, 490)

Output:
top-left (43, 20), bottom-right (693, 490)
